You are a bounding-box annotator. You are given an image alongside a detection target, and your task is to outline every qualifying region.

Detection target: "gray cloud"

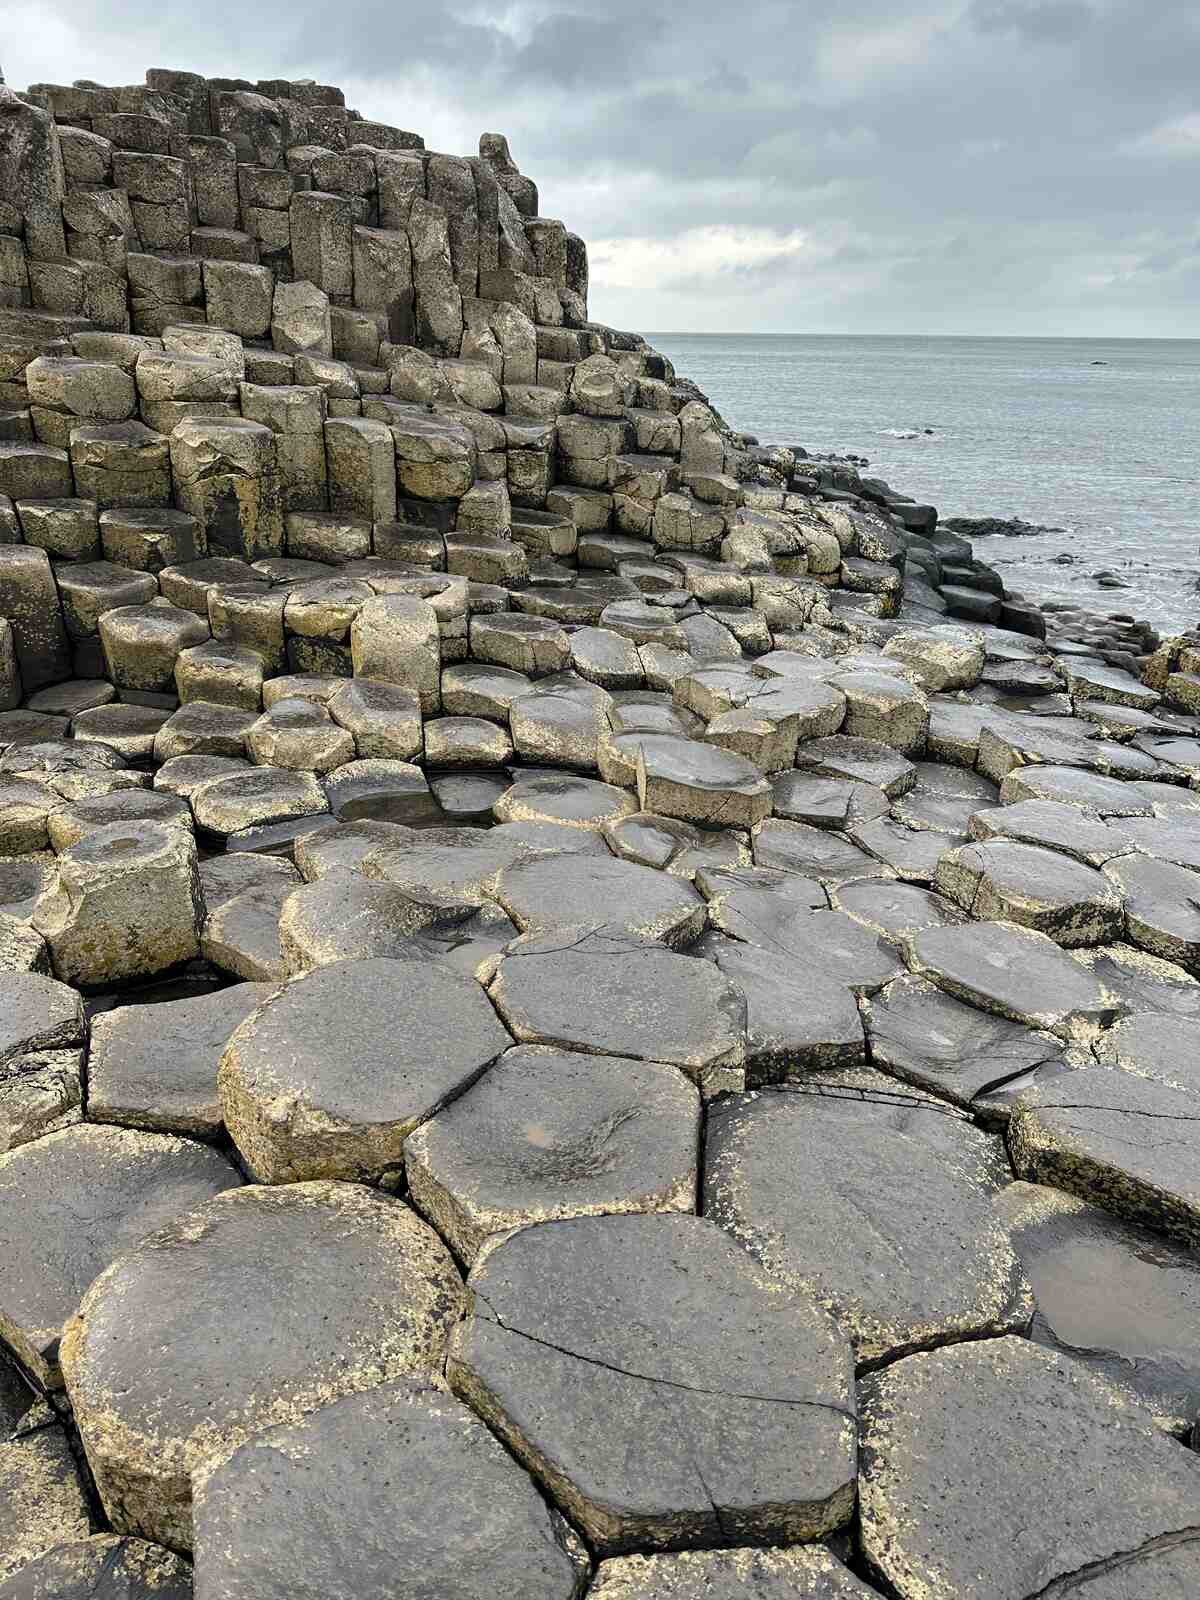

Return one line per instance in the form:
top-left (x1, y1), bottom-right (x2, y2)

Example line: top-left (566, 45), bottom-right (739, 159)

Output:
top-left (7, 0), bottom-right (1200, 333)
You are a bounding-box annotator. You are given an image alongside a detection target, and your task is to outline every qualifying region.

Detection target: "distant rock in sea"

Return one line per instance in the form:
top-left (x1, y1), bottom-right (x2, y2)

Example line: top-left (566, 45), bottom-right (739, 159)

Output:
top-left (942, 516), bottom-right (1065, 539)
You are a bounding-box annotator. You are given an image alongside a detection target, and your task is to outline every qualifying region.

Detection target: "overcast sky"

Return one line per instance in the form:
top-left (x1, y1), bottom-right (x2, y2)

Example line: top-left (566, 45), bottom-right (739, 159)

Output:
top-left (9, 1), bottom-right (1200, 336)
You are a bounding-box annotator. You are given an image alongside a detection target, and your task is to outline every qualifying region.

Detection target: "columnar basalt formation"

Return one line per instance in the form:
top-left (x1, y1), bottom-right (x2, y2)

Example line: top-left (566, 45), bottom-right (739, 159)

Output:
top-left (2, 63), bottom-right (1200, 1600)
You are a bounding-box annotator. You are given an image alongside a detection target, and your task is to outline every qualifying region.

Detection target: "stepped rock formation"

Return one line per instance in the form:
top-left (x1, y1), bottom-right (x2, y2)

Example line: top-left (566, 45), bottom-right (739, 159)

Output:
top-left (3, 63), bottom-right (1200, 1600)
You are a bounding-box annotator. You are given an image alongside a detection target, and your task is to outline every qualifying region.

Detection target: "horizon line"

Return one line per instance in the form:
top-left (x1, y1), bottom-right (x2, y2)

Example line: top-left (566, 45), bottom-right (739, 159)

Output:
top-left (640, 330), bottom-right (1200, 343)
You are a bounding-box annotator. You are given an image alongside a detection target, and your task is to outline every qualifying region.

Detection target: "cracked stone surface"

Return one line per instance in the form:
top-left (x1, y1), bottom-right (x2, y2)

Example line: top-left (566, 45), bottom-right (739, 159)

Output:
top-left (0, 1421), bottom-right (91, 1588)
top-left (446, 1213), bottom-right (856, 1555)
top-left (0, 1536), bottom-right (193, 1599)
top-left (60, 1182), bottom-right (464, 1550)
top-left (405, 1043), bottom-right (700, 1263)
top-left (489, 926), bottom-right (747, 1098)
top-left (862, 974), bottom-right (1065, 1114)
top-left (192, 1381), bottom-right (588, 1600)
top-left (495, 853), bottom-right (707, 947)
top-left (705, 1074), bottom-right (1030, 1366)
top-left (1008, 1064), bottom-right (1200, 1245)
top-left (859, 1337), bottom-right (1200, 1600)
top-left (218, 957), bottom-right (510, 1185)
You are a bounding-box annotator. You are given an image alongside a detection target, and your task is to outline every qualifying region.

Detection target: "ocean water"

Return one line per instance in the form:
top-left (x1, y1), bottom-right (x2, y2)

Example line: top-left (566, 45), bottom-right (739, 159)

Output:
top-left (647, 334), bottom-right (1200, 634)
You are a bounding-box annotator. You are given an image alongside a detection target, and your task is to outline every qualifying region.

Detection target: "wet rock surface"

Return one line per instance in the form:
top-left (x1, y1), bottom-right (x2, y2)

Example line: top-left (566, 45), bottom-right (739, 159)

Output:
top-left (0, 56), bottom-right (1194, 1596)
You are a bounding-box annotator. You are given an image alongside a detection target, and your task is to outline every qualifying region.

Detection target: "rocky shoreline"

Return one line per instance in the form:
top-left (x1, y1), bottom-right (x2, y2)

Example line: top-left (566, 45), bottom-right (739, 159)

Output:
top-left (3, 63), bottom-right (1200, 1600)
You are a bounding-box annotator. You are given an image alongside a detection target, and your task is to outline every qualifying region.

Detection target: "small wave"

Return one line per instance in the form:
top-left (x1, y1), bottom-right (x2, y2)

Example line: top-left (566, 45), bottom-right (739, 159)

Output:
top-left (880, 428), bottom-right (922, 439)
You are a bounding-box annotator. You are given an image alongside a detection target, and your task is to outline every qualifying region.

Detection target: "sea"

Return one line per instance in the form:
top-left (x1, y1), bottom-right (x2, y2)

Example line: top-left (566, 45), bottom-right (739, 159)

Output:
top-left (646, 334), bottom-right (1200, 635)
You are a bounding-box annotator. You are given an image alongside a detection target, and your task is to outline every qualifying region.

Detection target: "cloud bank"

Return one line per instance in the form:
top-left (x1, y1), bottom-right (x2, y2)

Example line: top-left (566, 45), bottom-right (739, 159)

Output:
top-left (8, 0), bottom-right (1200, 334)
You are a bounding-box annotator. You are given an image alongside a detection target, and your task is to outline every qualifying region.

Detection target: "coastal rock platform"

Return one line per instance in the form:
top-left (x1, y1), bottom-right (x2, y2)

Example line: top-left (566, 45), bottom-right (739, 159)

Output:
top-left (1, 62), bottom-right (1200, 1600)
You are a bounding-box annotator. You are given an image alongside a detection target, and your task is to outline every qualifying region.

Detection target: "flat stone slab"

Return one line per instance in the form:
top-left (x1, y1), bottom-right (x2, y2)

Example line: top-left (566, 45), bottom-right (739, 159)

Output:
top-left (859, 1337), bottom-right (1200, 1600)
top-left (752, 818), bottom-right (890, 885)
top-left (1008, 1064), bottom-right (1200, 1245)
top-left (590, 1547), bottom-right (879, 1599)
top-left (0, 1536), bottom-right (193, 1599)
top-left (0, 972), bottom-right (83, 1066)
top-left (998, 1180), bottom-right (1200, 1435)
top-left (1095, 1011), bottom-right (1200, 1093)
top-left (794, 735), bottom-right (916, 797)
top-left (831, 880), bottom-right (965, 945)
top-left (361, 829), bottom-right (531, 907)
top-left (191, 766), bottom-right (328, 837)
top-left (219, 958), bottom-right (511, 1185)
top-left (192, 1381), bottom-right (587, 1600)
top-left (490, 928), bottom-right (747, 1098)
top-left (632, 735), bottom-right (773, 829)
top-left (1104, 854), bottom-right (1200, 974)
top-left (277, 873), bottom-right (477, 975)
top-left (86, 984), bottom-right (272, 1140)
top-left (705, 1074), bottom-right (1029, 1365)
top-left (494, 772), bottom-right (638, 831)
top-left (862, 974), bottom-right (1063, 1112)
top-left (447, 1213), bottom-right (856, 1555)
top-left (968, 797), bottom-right (1132, 866)
top-left (61, 1182), bottom-right (465, 1550)
top-left (1073, 943), bottom-right (1200, 1019)
top-left (495, 855), bottom-right (707, 948)
top-left (0, 1124), bottom-right (240, 1386)
top-left (707, 940), bottom-right (865, 1082)
top-left (998, 762), bottom-right (1151, 815)
top-left (905, 920), bottom-right (1123, 1039)
top-left (934, 839), bottom-right (1125, 946)
top-left (406, 1043), bottom-right (700, 1264)
top-left (713, 898), bottom-right (903, 996)
top-left (850, 816), bottom-right (950, 883)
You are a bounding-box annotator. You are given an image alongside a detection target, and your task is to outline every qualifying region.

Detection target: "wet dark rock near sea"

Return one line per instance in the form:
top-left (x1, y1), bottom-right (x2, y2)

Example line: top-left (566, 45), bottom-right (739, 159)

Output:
top-left (0, 55), bottom-right (1198, 1600)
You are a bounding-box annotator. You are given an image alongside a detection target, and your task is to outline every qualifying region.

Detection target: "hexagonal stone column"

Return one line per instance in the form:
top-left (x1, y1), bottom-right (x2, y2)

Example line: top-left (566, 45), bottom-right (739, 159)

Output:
top-left (169, 417), bottom-right (284, 560)
top-left (61, 1182), bottom-right (465, 1549)
top-left (192, 1382), bottom-right (587, 1600)
top-left (859, 1338), bottom-right (1200, 1600)
top-left (99, 603), bottom-right (209, 692)
top-left (406, 1043), bottom-right (700, 1264)
top-left (218, 957), bottom-right (511, 1185)
top-left (704, 1073), bottom-right (1030, 1365)
top-left (32, 821), bottom-right (204, 988)
top-left (350, 595), bottom-right (441, 713)
top-left (490, 926), bottom-right (746, 1099)
top-left (0, 1123), bottom-right (239, 1386)
top-left (447, 1213), bottom-right (856, 1554)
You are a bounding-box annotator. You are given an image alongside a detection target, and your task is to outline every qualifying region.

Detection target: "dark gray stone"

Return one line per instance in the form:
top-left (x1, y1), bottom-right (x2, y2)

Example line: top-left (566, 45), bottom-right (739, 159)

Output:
top-left (447, 1213), bottom-right (856, 1554)
top-left (862, 974), bottom-right (1064, 1112)
top-left (191, 1382), bottom-right (587, 1600)
top-left (218, 957), bottom-right (510, 1185)
top-left (905, 920), bottom-right (1124, 1039)
top-left (88, 985), bottom-right (273, 1137)
top-left (1009, 1064), bottom-right (1200, 1245)
top-left (495, 855), bottom-right (706, 948)
top-left (998, 1180), bottom-right (1200, 1435)
top-left (406, 1043), bottom-right (700, 1264)
top-left (489, 927), bottom-right (747, 1098)
top-left (705, 1075), bottom-right (1029, 1365)
top-left (61, 1182), bottom-right (465, 1549)
top-left (859, 1337), bottom-right (1200, 1600)
top-left (0, 1123), bottom-right (240, 1386)
top-left (708, 941), bottom-right (865, 1082)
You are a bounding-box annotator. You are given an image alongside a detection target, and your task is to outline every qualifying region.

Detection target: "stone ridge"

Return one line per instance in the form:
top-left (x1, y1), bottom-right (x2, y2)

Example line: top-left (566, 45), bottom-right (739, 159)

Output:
top-left (1, 60), bottom-right (1200, 1600)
